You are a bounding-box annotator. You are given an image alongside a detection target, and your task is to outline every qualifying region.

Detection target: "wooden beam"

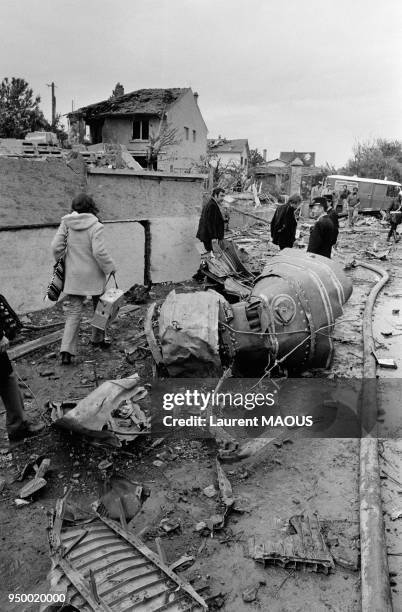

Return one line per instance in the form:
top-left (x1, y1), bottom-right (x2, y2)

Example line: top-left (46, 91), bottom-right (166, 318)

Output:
top-left (8, 329), bottom-right (64, 360)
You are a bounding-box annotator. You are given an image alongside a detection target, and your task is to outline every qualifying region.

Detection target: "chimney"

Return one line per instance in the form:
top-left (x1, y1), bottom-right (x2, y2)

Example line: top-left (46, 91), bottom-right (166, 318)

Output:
top-left (194, 91), bottom-right (199, 103)
top-left (263, 149), bottom-right (267, 161)
top-left (112, 83), bottom-right (124, 98)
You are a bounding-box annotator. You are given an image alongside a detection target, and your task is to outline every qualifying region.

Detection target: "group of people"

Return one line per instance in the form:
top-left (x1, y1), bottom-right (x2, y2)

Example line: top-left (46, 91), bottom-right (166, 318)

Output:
top-left (196, 186), bottom-right (340, 262)
top-left (312, 182), bottom-right (360, 228)
top-left (270, 194), bottom-right (339, 258)
top-left (1, 193), bottom-right (116, 442)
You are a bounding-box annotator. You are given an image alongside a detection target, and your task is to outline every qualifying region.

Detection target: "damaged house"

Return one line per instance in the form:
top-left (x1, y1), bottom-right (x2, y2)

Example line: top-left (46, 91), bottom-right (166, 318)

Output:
top-left (67, 86), bottom-right (208, 172)
top-left (253, 150), bottom-right (317, 196)
top-left (208, 138), bottom-right (250, 172)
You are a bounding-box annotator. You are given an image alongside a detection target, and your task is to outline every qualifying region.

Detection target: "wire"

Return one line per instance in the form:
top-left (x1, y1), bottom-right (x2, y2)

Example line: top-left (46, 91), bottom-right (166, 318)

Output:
top-left (14, 368), bottom-right (43, 414)
top-left (220, 319), bottom-right (336, 338)
top-left (246, 322), bottom-right (339, 391)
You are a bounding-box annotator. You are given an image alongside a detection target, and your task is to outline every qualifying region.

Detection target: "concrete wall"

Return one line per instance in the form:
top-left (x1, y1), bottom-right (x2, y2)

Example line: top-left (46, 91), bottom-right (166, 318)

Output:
top-left (0, 217), bottom-right (201, 313)
top-left (87, 168), bottom-right (204, 218)
top-left (0, 157), bottom-right (86, 226)
top-left (150, 216), bottom-right (199, 283)
top-left (0, 161), bottom-right (206, 313)
top-left (0, 222), bottom-right (145, 313)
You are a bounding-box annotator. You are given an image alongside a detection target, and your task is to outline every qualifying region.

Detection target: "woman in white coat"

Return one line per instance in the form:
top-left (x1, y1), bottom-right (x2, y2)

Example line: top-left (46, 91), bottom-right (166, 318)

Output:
top-left (51, 193), bottom-right (116, 364)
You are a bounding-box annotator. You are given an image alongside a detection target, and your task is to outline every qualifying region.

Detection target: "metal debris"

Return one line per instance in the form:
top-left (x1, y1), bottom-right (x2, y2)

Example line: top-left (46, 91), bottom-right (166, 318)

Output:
top-left (248, 514), bottom-right (334, 574)
top-left (45, 492), bottom-right (208, 611)
top-left (50, 374), bottom-right (148, 446)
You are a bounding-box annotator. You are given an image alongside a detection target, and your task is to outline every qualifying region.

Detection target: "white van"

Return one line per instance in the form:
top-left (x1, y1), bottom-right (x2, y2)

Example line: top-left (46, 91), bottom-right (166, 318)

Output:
top-left (325, 175), bottom-right (401, 214)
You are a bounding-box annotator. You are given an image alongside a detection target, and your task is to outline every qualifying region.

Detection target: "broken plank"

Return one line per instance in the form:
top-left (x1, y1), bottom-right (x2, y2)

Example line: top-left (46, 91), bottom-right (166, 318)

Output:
top-left (144, 302), bottom-right (163, 365)
top-left (8, 329), bottom-right (64, 360)
top-left (119, 304), bottom-right (141, 316)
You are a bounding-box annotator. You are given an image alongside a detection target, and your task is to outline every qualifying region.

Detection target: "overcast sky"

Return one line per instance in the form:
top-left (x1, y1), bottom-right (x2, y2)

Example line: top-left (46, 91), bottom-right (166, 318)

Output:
top-left (2, 0), bottom-right (401, 167)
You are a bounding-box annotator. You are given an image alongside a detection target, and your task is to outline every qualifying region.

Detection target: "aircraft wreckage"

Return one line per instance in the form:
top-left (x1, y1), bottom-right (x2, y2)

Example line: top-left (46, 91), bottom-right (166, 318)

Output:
top-left (146, 243), bottom-right (353, 376)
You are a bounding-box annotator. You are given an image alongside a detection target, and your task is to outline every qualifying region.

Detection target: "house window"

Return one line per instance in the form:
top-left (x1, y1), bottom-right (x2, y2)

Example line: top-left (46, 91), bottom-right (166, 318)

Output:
top-left (132, 119), bottom-right (149, 140)
top-left (192, 130), bottom-right (196, 142)
top-left (184, 127), bottom-right (189, 140)
top-left (241, 156), bottom-right (244, 166)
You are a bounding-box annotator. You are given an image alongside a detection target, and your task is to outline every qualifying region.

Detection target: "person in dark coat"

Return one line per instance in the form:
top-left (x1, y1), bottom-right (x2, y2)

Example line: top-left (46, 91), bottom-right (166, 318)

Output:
top-left (321, 195), bottom-right (339, 244)
top-left (196, 187), bottom-right (225, 252)
top-left (307, 198), bottom-right (337, 258)
top-left (0, 297), bottom-right (44, 442)
top-left (270, 194), bottom-right (301, 249)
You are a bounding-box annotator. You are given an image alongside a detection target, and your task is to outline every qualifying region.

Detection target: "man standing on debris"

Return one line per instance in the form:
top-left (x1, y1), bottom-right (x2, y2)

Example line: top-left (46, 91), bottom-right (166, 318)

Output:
top-left (307, 197), bottom-right (337, 258)
top-left (0, 299), bottom-right (44, 442)
top-left (196, 187), bottom-right (225, 253)
top-left (270, 194), bottom-right (301, 250)
top-left (51, 194), bottom-right (116, 365)
top-left (346, 187), bottom-right (360, 228)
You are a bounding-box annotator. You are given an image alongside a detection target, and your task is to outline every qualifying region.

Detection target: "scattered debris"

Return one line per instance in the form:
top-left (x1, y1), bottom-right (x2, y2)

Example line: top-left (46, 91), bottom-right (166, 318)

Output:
top-left (242, 583), bottom-right (260, 603)
top-left (97, 459), bottom-right (113, 471)
top-left (372, 350), bottom-right (397, 369)
top-left (203, 484), bottom-right (218, 498)
top-left (216, 459), bottom-right (234, 507)
top-left (195, 521), bottom-right (207, 532)
top-left (365, 249), bottom-right (389, 260)
top-left (248, 514), bottom-right (334, 574)
top-left (390, 506), bottom-right (402, 521)
top-left (0, 477), bottom-right (7, 492)
top-left (169, 555), bottom-right (194, 571)
top-left (159, 517), bottom-right (181, 533)
top-left (98, 476), bottom-right (146, 521)
top-left (18, 458), bottom-right (50, 499)
top-left (51, 374), bottom-right (148, 446)
top-left (15, 498), bottom-right (31, 507)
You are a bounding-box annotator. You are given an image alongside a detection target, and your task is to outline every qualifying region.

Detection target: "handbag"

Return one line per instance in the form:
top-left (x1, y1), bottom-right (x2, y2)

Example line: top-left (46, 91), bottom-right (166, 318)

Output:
top-left (0, 294), bottom-right (22, 340)
top-left (46, 230), bottom-right (68, 302)
top-left (91, 273), bottom-right (125, 331)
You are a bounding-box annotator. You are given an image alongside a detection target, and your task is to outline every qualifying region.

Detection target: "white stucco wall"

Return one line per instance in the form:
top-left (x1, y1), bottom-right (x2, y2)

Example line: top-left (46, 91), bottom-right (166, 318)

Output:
top-left (159, 90), bottom-right (208, 172)
top-left (212, 147), bottom-right (249, 169)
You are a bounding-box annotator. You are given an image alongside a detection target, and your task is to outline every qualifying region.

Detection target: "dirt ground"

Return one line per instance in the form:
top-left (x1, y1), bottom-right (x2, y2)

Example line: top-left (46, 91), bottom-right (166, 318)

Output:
top-left (1, 213), bottom-right (401, 612)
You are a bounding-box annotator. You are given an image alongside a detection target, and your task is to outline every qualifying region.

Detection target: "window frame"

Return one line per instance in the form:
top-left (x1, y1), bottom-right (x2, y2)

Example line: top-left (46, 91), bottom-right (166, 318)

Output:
top-left (132, 119), bottom-right (150, 141)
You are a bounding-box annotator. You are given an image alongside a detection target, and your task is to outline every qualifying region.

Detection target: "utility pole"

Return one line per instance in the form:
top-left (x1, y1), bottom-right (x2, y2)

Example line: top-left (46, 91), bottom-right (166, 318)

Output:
top-left (46, 82), bottom-right (56, 126)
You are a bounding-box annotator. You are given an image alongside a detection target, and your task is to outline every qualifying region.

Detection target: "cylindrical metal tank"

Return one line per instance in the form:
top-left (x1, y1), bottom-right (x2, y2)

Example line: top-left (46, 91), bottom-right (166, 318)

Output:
top-left (250, 248), bottom-right (353, 369)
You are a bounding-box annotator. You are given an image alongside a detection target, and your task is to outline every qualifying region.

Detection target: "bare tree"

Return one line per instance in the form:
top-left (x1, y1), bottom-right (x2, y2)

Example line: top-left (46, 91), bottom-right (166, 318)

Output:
top-left (147, 114), bottom-right (181, 170)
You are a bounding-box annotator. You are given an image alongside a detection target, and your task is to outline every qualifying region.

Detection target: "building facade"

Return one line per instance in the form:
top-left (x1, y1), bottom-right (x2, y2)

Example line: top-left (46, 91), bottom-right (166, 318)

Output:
top-left (68, 87), bottom-right (208, 172)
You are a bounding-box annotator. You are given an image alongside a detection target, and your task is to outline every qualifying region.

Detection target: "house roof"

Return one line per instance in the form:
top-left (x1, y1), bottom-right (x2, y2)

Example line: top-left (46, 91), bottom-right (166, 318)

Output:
top-left (68, 88), bottom-right (190, 120)
top-left (279, 151), bottom-right (315, 167)
top-left (208, 138), bottom-right (249, 154)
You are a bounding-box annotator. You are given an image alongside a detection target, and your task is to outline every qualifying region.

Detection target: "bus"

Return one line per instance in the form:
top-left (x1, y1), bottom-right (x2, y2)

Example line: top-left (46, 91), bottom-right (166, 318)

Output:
top-left (325, 175), bottom-right (401, 214)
